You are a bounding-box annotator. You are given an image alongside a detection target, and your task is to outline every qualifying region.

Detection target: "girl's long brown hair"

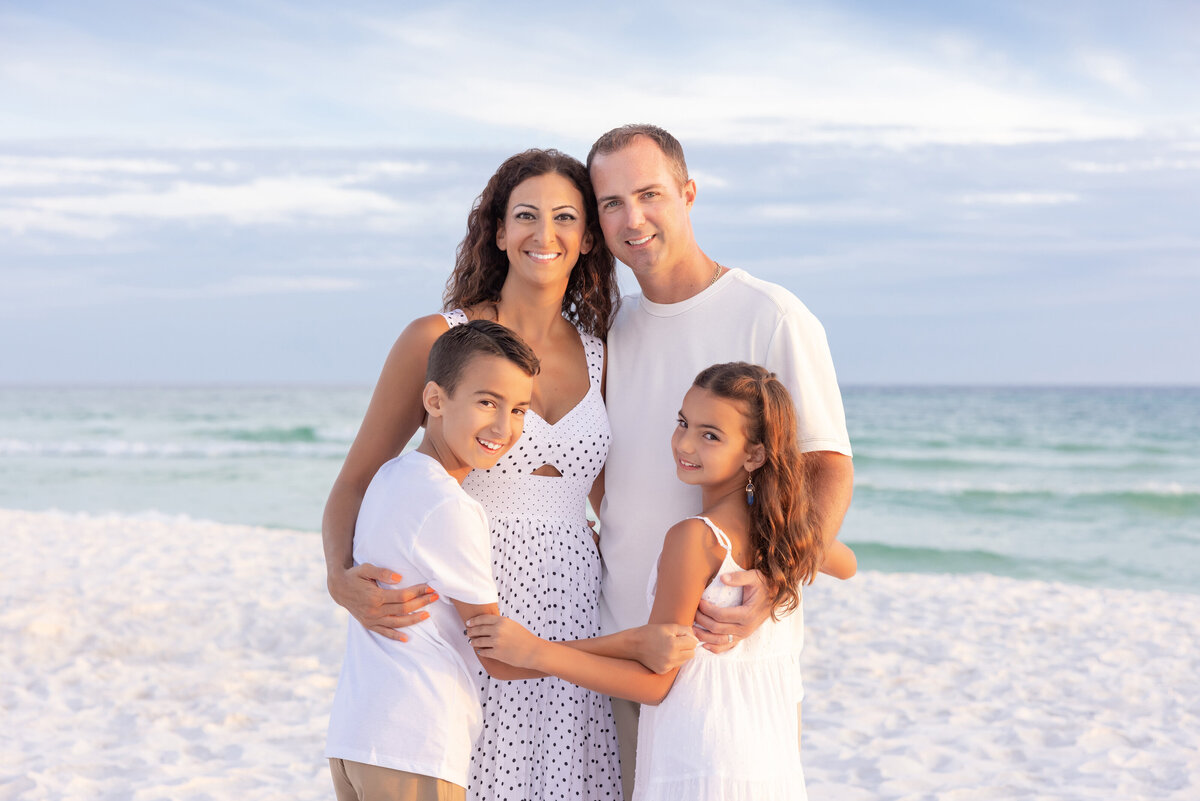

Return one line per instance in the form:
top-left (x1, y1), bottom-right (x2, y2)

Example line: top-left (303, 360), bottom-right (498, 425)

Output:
top-left (443, 149), bottom-right (619, 337)
top-left (693, 362), bottom-right (823, 615)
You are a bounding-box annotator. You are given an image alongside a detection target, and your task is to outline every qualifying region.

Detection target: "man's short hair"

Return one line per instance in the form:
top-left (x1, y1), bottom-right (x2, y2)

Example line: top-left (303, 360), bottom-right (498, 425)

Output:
top-left (587, 124), bottom-right (689, 190)
top-left (426, 320), bottom-right (540, 395)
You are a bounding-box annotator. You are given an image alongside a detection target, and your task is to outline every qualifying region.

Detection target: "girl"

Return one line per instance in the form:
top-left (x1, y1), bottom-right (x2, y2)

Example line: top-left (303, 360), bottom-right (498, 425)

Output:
top-left (469, 361), bottom-right (855, 800)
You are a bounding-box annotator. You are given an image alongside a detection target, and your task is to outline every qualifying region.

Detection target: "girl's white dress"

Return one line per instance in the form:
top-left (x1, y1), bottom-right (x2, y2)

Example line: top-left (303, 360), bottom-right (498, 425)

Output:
top-left (442, 310), bottom-right (622, 801)
top-left (634, 516), bottom-right (807, 801)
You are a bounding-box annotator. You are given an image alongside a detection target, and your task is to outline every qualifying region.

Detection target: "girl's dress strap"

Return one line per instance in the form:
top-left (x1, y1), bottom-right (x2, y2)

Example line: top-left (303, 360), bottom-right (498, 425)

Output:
top-left (688, 515), bottom-right (734, 553)
top-left (441, 309), bottom-right (468, 327)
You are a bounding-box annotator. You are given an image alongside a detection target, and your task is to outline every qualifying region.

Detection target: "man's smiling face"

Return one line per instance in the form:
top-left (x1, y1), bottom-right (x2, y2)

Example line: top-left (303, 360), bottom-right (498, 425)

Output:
top-left (589, 135), bottom-right (697, 278)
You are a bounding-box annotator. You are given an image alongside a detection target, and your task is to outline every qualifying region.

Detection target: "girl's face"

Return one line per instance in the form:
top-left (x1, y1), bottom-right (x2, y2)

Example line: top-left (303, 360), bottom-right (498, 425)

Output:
top-left (671, 386), bottom-right (761, 488)
top-left (496, 172), bottom-right (593, 290)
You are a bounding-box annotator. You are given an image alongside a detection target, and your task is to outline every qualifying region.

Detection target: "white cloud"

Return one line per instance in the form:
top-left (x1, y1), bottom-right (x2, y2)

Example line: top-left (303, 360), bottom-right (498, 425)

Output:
top-left (6, 3), bottom-right (1183, 151)
top-left (105, 276), bottom-right (365, 303)
top-left (688, 170), bottom-right (729, 190)
top-left (0, 156), bottom-right (180, 175)
top-left (1075, 50), bottom-right (1143, 97)
top-left (0, 156), bottom-right (180, 187)
top-left (0, 207), bottom-right (120, 238)
top-left (342, 160), bottom-right (433, 184)
top-left (341, 7), bottom-right (1145, 148)
top-left (1067, 158), bottom-right (1200, 173)
top-left (202, 275), bottom-right (363, 297)
top-left (21, 177), bottom-right (405, 228)
top-left (754, 203), bottom-right (904, 223)
top-left (957, 192), bottom-right (1082, 206)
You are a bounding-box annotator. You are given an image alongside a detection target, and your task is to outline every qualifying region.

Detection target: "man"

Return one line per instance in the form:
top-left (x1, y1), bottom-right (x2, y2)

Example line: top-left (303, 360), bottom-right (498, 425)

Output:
top-left (586, 124), bottom-right (855, 798)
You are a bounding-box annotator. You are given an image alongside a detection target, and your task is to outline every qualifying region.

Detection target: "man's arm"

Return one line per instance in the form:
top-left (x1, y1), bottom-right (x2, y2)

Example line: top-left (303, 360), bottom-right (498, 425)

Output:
top-left (811, 451), bottom-right (856, 578)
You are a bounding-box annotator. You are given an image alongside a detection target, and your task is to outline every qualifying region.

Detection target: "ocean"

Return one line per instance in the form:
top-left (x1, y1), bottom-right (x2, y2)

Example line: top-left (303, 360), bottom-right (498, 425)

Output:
top-left (1, 385), bottom-right (1196, 594)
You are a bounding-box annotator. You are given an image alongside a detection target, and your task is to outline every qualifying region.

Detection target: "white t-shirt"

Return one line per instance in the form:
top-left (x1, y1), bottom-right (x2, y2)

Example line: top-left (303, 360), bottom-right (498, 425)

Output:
top-left (325, 451), bottom-right (498, 788)
top-left (598, 268), bottom-right (852, 635)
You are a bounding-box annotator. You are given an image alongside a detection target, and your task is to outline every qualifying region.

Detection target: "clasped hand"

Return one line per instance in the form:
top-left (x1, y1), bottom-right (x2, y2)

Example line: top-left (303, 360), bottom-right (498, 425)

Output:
top-left (466, 615), bottom-right (542, 667)
top-left (691, 568), bottom-right (773, 653)
top-left (331, 563), bottom-right (438, 643)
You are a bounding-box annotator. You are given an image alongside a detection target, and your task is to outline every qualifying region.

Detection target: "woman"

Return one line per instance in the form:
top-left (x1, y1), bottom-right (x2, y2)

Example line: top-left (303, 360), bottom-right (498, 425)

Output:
top-left (322, 149), bottom-right (624, 800)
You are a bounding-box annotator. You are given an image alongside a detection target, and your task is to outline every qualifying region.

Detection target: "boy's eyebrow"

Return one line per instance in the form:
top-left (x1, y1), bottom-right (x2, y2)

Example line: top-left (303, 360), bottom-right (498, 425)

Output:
top-left (473, 389), bottom-right (531, 407)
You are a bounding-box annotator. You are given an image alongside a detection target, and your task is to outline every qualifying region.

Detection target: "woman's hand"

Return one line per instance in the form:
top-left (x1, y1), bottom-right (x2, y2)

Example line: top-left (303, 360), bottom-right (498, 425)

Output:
top-left (328, 564), bottom-right (437, 642)
top-left (466, 614), bottom-right (545, 668)
top-left (692, 569), bottom-right (773, 653)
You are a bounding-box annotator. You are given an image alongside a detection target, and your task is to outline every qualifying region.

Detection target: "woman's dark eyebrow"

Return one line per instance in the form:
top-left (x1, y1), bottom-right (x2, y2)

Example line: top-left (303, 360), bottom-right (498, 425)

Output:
top-left (513, 202), bottom-right (580, 213)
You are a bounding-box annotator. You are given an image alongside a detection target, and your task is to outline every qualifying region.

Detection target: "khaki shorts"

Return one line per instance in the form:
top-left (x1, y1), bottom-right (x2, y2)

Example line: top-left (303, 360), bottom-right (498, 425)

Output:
top-left (328, 758), bottom-right (465, 801)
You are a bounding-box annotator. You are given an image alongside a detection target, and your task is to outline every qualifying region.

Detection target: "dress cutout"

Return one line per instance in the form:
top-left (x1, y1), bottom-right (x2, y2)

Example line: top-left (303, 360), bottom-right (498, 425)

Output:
top-left (442, 309), bottom-right (621, 801)
top-left (635, 516), bottom-right (807, 801)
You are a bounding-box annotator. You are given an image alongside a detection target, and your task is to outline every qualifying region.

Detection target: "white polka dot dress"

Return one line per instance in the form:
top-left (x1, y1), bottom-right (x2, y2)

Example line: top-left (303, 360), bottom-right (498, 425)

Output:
top-left (443, 310), bottom-right (621, 801)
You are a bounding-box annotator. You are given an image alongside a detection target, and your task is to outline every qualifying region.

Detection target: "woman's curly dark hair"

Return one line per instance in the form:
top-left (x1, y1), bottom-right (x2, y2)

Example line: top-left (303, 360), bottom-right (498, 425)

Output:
top-left (443, 149), bottom-right (619, 337)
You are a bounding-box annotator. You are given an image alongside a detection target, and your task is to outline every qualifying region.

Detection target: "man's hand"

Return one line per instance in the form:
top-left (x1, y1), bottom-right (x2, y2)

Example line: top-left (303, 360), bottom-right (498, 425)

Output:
top-left (692, 569), bottom-right (773, 653)
top-left (328, 563), bottom-right (437, 642)
top-left (632, 623), bottom-right (698, 674)
top-left (465, 614), bottom-right (544, 668)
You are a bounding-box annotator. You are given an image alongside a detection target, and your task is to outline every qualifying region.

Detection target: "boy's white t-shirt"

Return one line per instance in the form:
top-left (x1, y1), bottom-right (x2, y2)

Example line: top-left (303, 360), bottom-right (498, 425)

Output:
top-left (325, 451), bottom-right (498, 788)
top-left (599, 268), bottom-right (852, 636)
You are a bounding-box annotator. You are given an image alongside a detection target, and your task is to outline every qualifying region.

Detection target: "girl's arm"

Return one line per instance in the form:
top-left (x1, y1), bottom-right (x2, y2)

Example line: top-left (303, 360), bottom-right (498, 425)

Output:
top-left (563, 623), bottom-right (696, 674)
top-left (449, 600), bottom-right (545, 681)
top-left (467, 518), bottom-right (722, 704)
top-left (323, 314), bottom-right (451, 639)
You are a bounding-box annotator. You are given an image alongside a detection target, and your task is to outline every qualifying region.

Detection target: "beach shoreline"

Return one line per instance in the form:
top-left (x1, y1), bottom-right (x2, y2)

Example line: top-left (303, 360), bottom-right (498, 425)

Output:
top-left (2, 507), bottom-right (1197, 800)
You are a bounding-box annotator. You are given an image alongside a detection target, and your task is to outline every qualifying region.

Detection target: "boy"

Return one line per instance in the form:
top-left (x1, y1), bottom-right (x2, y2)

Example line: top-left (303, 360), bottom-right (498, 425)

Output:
top-left (325, 320), bottom-right (542, 801)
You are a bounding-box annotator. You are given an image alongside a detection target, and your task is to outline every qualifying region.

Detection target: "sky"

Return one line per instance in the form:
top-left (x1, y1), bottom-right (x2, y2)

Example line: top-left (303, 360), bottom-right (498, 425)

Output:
top-left (1, 0), bottom-right (1198, 385)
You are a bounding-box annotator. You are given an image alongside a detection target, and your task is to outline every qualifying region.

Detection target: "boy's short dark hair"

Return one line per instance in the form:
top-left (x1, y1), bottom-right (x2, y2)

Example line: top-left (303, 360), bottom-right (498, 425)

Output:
top-left (426, 320), bottom-right (540, 395)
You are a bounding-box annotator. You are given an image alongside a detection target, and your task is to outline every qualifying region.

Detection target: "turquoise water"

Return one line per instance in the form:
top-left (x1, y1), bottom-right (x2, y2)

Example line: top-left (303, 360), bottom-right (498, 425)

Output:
top-left (1, 386), bottom-right (1196, 593)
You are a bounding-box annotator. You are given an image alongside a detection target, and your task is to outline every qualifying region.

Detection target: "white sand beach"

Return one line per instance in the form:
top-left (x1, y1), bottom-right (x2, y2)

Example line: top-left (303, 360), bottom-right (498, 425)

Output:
top-left (2, 508), bottom-right (1197, 800)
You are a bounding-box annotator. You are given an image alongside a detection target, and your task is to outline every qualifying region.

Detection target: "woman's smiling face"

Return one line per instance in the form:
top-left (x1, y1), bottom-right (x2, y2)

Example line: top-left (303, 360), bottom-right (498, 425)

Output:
top-left (496, 172), bottom-right (593, 290)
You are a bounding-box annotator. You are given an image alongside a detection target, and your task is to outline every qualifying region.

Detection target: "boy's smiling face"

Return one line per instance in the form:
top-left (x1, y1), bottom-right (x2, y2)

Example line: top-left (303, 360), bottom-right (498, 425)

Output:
top-left (425, 353), bottom-right (533, 476)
